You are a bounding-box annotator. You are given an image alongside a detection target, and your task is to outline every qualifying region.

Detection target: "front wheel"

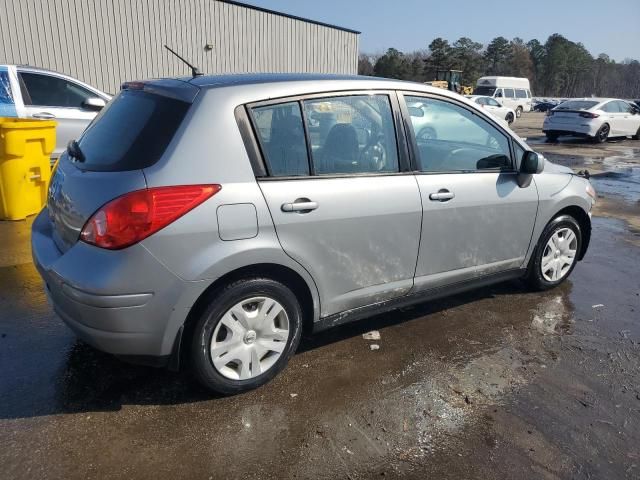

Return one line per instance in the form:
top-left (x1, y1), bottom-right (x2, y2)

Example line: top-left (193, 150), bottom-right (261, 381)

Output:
top-left (526, 215), bottom-right (582, 290)
top-left (506, 112), bottom-right (515, 124)
top-left (190, 278), bottom-right (303, 394)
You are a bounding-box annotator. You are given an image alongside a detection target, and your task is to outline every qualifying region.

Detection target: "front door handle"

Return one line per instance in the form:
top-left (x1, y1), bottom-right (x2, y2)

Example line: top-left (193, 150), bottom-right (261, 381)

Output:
top-left (281, 200), bottom-right (318, 213)
top-left (33, 112), bottom-right (56, 119)
top-left (429, 189), bottom-right (455, 202)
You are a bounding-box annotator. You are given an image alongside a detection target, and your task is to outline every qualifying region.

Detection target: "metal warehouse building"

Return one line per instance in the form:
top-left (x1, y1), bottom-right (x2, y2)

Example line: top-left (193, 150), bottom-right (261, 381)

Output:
top-left (0, 0), bottom-right (360, 94)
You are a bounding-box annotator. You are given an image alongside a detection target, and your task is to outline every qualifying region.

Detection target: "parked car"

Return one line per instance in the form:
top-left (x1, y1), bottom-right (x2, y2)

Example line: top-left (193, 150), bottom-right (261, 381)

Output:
top-left (473, 76), bottom-right (532, 117)
top-left (32, 74), bottom-right (596, 394)
top-left (0, 65), bottom-right (111, 160)
top-left (543, 98), bottom-right (640, 143)
top-left (533, 100), bottom-right (559, 112)
top-left (465, 95), bottom-right (516, 124)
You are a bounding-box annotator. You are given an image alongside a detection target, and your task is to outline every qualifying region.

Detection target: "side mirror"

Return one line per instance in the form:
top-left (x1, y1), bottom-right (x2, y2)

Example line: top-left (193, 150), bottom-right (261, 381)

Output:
top-left (518, 151), bottom-right (544, 187)
top-left (408, 106), bottom-right (424, 118)
top-left (82, 97), bottom-right (106, 111)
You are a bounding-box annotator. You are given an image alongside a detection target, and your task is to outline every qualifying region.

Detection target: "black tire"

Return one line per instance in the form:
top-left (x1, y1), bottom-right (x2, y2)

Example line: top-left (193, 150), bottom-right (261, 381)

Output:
top-left (633, 126), bottom-right (640, 140)
top-left (516, 106), bottom-right (523, 118)
top-left (526, 215), bottom-right (582, 291)
top-left (545, 133), bottom-right (559, 142)
top-left (593, 124), bottom-right (610, 143)
top-left (190, 278), bottom-right (303, 395)
top-left (506, 112), bottom-right (515, 124)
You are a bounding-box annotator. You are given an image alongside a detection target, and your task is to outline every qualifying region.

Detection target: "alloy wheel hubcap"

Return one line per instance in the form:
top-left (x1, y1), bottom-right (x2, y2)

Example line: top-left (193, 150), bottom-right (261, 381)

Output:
top-left (541, 228), bottom-right (578, 282)
top-left (210, 297), bottom-right (290, 380)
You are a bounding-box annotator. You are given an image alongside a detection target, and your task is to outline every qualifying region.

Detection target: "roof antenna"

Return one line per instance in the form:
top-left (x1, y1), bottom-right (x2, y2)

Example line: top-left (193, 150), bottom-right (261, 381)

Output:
top-left (164, 44), bottom-right (202, 77)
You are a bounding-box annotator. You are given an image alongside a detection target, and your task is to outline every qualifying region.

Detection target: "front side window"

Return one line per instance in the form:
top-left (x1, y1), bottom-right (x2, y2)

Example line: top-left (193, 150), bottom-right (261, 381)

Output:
top-left (302, 95), bottom-right (399, 175)
top-left (494, 89), bottom-right (503, 98)
top-left (504, 88), bottom-right (515, 98)
top-left (405, 95), bottom-right (511, 173)
top-left (251, 102), bottom-right (309, 177)
top-left (515, 89), bottom-right (527, 99)
top-left (616, 101), bottom-right (633, 113)
top-left (19, 72), bottom-right (94, 108)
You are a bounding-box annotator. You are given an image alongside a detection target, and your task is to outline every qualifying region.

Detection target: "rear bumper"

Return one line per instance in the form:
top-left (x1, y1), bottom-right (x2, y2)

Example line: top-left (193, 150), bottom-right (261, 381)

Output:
top-left (32, 209), bottom-right (208, 357)
top-left (543, 122), bottom-right (599, 137)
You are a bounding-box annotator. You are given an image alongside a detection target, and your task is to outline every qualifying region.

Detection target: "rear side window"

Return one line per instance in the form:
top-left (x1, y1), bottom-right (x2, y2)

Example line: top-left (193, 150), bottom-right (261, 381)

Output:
top-left (302, 95), bottom-right (399, 175)
top-left (251, 102), bottom-right (309, 176)
top-left (77, 90), bottom-right (190, 171)
top-left (515, 89), bottom-right (527, 99)
top-left (504, 88), bottom-right (515, 98)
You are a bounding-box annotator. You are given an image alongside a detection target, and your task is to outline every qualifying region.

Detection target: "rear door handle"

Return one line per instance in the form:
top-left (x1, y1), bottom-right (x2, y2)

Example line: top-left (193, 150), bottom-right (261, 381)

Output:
top-left (429, 190), bottom-right (455, 202)
top-left (281, 200), bottom-right (318, 212)
top-left (33, 112), bottom-right (56, 119)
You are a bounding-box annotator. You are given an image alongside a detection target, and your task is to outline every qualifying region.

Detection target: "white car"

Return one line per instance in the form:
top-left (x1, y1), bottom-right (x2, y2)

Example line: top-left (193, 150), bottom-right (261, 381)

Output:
top-left (543, 98), bottom-right (640, 143)
top-left (466, 95), bottom-right (516, 124)
top-left (0, 65), bottom-right (111, 159)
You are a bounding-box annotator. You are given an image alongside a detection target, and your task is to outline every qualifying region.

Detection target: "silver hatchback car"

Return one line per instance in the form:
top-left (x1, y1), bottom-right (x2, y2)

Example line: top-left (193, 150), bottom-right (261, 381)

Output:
top-left (32, 74), bottom-right (596, 394)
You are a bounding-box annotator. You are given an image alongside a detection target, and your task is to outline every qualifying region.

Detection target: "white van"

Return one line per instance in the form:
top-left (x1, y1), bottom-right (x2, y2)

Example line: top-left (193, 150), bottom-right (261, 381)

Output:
top-left (473, 77), bottom-right (532, 117)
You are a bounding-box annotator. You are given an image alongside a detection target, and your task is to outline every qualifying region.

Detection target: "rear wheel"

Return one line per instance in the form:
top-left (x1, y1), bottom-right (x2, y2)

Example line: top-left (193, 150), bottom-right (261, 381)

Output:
top-left (526, 215), bottom-right (581, 290)
top-left (506, 112), bottom-right (515, 124)
top-left (516, 106), bottom-right (523, 118)
top-left (633, 126), bottom-right (640, 140)
top-left (190, 278), bottom-right (303, 394)
top-left (593, 124), bottom-right (610, 143)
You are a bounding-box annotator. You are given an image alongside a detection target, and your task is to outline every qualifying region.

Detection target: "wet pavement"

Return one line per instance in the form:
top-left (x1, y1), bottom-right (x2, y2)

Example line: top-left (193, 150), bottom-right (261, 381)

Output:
top-left (1, 115), bottom-right (640, 479)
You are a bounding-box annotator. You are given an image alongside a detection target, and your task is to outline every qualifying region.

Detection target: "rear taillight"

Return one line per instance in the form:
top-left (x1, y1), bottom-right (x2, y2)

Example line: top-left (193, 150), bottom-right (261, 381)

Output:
top-left (80, 184), bottom-right (221, 250)
top-left (579, 112), bottom-right (599, 118)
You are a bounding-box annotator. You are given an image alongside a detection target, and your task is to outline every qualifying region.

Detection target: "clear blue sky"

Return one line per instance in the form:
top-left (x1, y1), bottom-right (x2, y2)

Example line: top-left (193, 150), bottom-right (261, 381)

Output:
top-left (243, 0), bottom-right (640, 61)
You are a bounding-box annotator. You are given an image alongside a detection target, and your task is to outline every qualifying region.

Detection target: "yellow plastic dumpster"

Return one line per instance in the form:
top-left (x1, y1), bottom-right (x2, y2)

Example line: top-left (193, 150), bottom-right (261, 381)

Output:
top-left (0, 118), bottom-right (56, 220)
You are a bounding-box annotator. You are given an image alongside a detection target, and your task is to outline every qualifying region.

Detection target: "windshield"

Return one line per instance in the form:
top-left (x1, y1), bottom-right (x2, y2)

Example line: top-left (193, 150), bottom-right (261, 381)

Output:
top-left (555, 100), bottom-right (599, 111)
top-left (77, 90), bottom-right (191, 172)
top-left (473, 86), bottom-right (496, 96)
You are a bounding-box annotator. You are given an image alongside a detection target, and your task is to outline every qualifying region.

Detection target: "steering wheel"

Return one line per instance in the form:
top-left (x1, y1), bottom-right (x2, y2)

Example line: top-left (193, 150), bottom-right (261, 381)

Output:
top-left (360, 135), bottom-right (387, 171)
top-left (416, 126), bottom-right (437, 142)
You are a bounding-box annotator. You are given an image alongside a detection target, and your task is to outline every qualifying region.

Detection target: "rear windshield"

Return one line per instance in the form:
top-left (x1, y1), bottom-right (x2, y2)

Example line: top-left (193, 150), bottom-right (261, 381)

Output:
top-left (76, 90), bottom-right (191, 171)
top-left (473, 86), bottom-right (496, 96)
top-left (555, 100), bottom-right (598, 111)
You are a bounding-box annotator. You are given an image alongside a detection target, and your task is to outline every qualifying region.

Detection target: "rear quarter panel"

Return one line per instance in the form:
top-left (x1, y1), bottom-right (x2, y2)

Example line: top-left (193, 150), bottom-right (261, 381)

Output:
top-left (141, 87), bottom-right (321, 320)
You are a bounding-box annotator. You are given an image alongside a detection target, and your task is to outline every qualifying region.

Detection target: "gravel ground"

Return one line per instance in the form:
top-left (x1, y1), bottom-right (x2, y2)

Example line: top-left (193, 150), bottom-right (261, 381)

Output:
top-left (1, 113), bottom-right (639, 479)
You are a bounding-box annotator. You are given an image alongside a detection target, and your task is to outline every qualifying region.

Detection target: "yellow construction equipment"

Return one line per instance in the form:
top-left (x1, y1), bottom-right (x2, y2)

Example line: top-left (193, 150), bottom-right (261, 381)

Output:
top-left (426, 70), bottom-right (473, 95)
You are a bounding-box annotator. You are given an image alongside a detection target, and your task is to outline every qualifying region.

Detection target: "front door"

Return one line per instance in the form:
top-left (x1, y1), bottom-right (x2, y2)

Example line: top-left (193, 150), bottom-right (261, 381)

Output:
top-left (18, 71), bottom-right (99, 158)
top-left (250, 93), bottom-right (422, 317)
top-left (401, 93), bottom-right (538, 291)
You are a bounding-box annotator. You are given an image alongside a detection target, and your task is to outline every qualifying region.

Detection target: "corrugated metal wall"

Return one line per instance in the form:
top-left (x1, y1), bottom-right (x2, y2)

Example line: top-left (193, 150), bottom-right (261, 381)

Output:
top-left (0, 0), bottom-right (359, 94)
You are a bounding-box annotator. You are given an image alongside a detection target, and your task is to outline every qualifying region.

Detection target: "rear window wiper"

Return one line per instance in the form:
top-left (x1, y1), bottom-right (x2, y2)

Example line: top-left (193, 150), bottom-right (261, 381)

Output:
top-left (67, 140), bottom-right (85, 162)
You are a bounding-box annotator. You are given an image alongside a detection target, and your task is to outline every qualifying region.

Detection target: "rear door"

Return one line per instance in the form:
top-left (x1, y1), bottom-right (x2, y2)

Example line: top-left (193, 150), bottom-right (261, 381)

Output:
top-left (251, 92), bottom-right (422, 317)
top-left (400, 92), bottom-right (538, 291)
top-left (18, 70), bottom-right (102, 158)
top-left (601, 101), bottom-right (625, 135)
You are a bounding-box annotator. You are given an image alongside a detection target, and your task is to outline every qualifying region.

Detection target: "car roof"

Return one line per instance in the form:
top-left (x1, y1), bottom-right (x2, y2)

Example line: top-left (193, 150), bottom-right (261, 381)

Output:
top-left (186, 73), bottom-right (391, 88)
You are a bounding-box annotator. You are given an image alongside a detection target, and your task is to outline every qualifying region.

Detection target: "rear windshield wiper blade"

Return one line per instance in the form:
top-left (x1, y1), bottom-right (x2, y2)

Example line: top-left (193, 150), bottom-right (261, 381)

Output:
top-left (67, 140), bottom-right (85, 162)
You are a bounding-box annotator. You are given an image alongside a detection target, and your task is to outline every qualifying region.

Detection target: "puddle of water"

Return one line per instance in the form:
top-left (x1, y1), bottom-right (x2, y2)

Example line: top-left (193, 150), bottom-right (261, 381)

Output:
top-left (591, 165), bottom-right (640, 203)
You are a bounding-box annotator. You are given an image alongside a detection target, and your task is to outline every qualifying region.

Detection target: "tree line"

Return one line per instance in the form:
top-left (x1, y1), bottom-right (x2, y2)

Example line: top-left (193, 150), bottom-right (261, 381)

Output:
top-left (358, 34), bottom-right (640, 99)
